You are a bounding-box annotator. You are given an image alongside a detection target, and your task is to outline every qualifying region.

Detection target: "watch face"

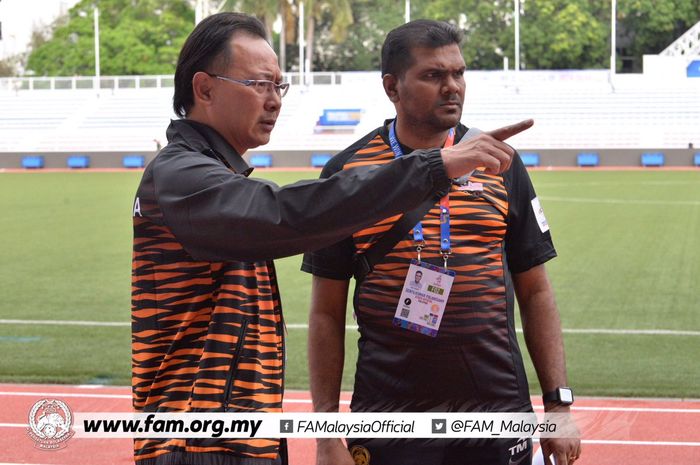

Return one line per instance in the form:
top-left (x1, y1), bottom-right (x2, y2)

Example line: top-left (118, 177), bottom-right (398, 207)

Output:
top-left (559, 388), bottom-right (574, 403)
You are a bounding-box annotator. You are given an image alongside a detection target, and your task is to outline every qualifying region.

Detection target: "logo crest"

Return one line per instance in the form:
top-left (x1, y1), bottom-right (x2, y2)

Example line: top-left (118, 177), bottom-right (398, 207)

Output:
top-left (350, 444), bottom-right (371, 465)
top-left (27, 399), bottom-right (74, 450)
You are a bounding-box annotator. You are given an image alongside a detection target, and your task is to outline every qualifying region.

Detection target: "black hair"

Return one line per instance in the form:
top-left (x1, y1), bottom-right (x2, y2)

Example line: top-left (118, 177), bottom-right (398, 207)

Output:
top-left (381, 19), bottom-right (463, 78)
top-left (173, 12), bottom-right (267, 117)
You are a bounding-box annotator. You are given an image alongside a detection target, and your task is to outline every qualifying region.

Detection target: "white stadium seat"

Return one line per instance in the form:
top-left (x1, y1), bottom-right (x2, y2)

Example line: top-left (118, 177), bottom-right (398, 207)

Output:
top-left (0, 70), bottom-right (698, 152)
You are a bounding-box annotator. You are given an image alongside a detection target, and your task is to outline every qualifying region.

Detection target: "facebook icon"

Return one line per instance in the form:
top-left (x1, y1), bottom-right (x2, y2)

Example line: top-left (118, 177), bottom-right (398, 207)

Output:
top-left (280, 419), bottom-right (294, 433)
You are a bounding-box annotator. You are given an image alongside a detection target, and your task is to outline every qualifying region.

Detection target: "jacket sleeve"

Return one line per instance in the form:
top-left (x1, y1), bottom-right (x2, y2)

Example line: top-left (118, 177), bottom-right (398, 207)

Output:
top-left (153, 148), bottom-right (450, 262)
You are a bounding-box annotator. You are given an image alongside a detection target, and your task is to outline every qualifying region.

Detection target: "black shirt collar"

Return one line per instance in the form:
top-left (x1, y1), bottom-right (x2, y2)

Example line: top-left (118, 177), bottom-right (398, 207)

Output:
top-left (166, 119), bottom-right (254, 176)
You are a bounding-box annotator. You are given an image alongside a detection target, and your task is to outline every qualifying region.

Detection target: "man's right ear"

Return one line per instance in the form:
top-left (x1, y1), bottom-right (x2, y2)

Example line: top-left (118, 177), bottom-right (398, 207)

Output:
top-left (192, 71), bottom-right (215, 106)
top-left (383, 74), bottom-right (399, 102)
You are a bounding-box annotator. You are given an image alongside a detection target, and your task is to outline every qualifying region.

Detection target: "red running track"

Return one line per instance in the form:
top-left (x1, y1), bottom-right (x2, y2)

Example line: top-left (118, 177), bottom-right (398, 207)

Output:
top-left (1, 383), bottom-right (698, 464)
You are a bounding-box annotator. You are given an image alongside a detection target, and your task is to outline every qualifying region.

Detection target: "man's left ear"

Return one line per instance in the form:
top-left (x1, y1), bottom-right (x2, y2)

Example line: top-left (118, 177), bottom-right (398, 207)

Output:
top-left (192, 71), bottom-right (215, 106)
top-left (382, 74), bottom-right (399, 102)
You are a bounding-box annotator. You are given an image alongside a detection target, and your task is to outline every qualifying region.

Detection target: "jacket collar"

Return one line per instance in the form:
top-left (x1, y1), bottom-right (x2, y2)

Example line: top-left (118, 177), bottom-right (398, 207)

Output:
top-left (166, 119), bottom-right (254, 176)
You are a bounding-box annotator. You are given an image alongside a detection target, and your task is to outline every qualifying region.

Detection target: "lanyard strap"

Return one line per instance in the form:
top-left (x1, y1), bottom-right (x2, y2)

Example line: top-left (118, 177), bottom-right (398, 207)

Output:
top-left (388, 120), bottom-right (454, 257)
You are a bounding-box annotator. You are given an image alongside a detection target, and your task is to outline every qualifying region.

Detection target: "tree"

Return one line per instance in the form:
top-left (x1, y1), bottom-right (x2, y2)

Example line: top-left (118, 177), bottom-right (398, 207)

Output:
top-left (26, 0), bottom-right (194, 76)
top-left (220, 0), bottom-right (279, 41)
top-left (300, 0), bottom-right (353, 73)
top-left (617, 0), bottom-right (700, 72)
top-left (0, 55), bottom-right (21, 77)
top-left (518, 0), bottom-right (608, 69)
top-left (312, 0), bottom-right (404, 71)
top-left (219, 0), bottom-right (295, 70)
top-left (414, 0), bottom-right (610, 70)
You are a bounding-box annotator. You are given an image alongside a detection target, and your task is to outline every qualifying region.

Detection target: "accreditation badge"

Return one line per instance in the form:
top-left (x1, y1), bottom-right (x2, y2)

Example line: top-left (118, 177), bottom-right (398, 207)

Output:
top-left (393, 259), bottom-right (455, 337)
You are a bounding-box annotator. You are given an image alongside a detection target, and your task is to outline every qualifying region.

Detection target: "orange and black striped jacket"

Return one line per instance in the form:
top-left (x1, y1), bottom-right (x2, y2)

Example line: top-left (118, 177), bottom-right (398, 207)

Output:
top-left (131, 119), bottom-right (453, 464)
top-left (302, 122), bottom-right (557, 414)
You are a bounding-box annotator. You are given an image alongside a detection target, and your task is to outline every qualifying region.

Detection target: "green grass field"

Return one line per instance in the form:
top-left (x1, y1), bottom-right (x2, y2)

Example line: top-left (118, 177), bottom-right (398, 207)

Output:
top-left (1, 169), bottom-right (698, 398)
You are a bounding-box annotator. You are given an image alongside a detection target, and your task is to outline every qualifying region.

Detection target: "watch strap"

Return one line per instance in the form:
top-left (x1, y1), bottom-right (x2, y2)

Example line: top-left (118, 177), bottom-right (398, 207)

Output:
top-left (542, 387), bottom-right (574, 405)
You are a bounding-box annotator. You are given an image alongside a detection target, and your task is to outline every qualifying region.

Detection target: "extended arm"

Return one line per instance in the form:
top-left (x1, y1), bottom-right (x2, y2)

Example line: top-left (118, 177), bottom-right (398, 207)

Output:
top-left (154, 119), bottom-right (534, 262)
top-left (514, 264), bottom-right (581, 465)
top-left (155, 150), bottom-right (449, 262)
top-left (307, 276), bottom-right (355, 465)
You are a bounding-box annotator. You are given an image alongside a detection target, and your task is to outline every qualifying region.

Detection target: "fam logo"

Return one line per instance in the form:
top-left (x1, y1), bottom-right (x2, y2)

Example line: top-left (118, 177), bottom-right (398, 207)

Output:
top-left (27, 399), bottom-right (74, 450)
top-left (350, 445), bottom-right (371, 465)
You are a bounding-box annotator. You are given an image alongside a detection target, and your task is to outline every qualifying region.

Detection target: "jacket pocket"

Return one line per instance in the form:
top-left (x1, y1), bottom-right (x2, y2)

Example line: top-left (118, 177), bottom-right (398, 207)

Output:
top-left (222, 318), bottom-right (249, 412)
top-left (187, 318), bottom-right (250, 412)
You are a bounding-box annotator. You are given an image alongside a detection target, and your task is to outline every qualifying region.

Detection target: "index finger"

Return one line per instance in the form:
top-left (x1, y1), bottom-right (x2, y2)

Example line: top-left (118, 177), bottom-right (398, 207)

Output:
top-left (486, 119), bottom-right (534, 141)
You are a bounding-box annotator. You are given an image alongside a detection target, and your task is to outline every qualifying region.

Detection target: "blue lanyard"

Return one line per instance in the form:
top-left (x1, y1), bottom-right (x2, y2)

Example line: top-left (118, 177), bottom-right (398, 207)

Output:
top-left (388, 120), bottom-right (454, 259)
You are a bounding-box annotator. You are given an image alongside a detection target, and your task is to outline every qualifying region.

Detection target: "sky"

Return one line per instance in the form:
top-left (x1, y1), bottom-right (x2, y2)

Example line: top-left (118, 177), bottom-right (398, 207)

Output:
top-left (0, 0), bottom-right (80, 60)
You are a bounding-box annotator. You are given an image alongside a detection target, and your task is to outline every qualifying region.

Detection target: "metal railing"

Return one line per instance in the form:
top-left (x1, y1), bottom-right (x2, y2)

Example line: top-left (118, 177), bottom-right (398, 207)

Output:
top-left (0, 72), bottom-right (345, 92)
top-left (0, 75), bottom-right (175, 92)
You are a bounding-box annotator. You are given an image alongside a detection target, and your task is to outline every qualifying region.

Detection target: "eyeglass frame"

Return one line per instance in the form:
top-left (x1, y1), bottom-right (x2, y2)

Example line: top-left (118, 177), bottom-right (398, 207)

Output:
top-left (204, 72), bottom-right (290, 97)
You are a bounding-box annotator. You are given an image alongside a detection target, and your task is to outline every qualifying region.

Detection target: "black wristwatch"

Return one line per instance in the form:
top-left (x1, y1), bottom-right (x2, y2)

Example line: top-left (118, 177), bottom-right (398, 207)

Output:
top-left (542, 387), bottom-right (574, 406)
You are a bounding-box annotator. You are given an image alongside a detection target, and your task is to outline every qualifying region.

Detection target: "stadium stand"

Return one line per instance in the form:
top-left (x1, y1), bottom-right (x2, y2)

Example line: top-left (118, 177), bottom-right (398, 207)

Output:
top-left (21, 155), bottom-right (44, 169)
top-left (1, 69), bottom-right (699, 157)
top-left (577, 152), bottom-right (600, 167)
top-left (641, 152), bottom-right (665, 167)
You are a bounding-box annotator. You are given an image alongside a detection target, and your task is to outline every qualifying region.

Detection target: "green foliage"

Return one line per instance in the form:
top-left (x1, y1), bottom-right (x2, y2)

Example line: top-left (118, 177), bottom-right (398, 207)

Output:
top-left (617, 0), bottom-right (700, 71)
top-left (519, 0), bottom-right (608, 69)
top-left (416, 0), bottom-right (513, 69)
top-left (20, 0), bottom-right (700, 74)
top-left (26, 0), bottom-right (194, 76)
top-left (313, 0), bottom-right (405, 71)
top-left (0, 55), bottom-right (22, 77)
top-left (408, 0), bottom-right (698, 70)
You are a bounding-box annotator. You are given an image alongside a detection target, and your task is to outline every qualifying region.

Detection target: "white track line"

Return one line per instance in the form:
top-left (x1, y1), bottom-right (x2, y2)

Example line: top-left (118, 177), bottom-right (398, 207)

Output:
top-left (0, 463), bottom-right (54, 465)
top-left (2, 319), bottom-right (699, 336)
top-left (580, 440), bottom-right (700, 447)
top-left (0, 391), bottom-right (698, 413)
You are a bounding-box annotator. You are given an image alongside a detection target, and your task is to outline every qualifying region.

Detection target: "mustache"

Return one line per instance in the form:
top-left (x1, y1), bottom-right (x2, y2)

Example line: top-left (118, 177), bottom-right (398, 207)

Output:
top-left (438, 99), bottom-right (463, 106)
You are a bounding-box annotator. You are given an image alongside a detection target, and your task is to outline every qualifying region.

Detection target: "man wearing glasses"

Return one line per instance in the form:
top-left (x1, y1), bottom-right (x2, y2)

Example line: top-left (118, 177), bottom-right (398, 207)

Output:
top-left (131, 12), bottom-right (533, 465)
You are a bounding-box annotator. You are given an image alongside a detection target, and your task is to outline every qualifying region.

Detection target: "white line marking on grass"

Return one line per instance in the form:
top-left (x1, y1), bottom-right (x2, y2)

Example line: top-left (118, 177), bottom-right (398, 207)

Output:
top-left (0, 319), bottom-right (128, 327)
top-left (2, 319), bottom-right (699, 336)
top-left (539, 181), bottom-right (699, 188)
top-left (298, 325), bottom-right (700, 336)
top-left (0, 391), bottom-right (130, 399)
top-left (540, 196), bottom-right (700, 206)
top-left (560, 328), bottom-right (700, 336)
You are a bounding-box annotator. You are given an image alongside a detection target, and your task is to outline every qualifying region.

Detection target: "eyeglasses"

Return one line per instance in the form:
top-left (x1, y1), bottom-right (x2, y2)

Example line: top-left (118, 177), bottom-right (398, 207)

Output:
top-left (205, 72), bottom-right (290, 98)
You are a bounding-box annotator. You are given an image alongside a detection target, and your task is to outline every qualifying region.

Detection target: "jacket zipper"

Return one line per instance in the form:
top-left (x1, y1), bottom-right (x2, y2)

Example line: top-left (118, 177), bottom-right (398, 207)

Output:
top-left (223, 318), bottom-right (249, 412)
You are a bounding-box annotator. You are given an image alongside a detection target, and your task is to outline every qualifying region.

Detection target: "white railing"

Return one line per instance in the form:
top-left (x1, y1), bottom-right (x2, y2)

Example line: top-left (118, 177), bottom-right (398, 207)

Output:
top-left (0, 75), bottom-right (175, 92)
top-left (661, 20), bottom-right (700, 56)
top-left (0, 72), bottom-right (347, 93)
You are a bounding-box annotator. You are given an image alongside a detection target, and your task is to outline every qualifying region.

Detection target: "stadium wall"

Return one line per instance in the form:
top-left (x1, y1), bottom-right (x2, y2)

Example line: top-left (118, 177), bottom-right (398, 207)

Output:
top-left (1, 148), bottom-right (698, 170)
